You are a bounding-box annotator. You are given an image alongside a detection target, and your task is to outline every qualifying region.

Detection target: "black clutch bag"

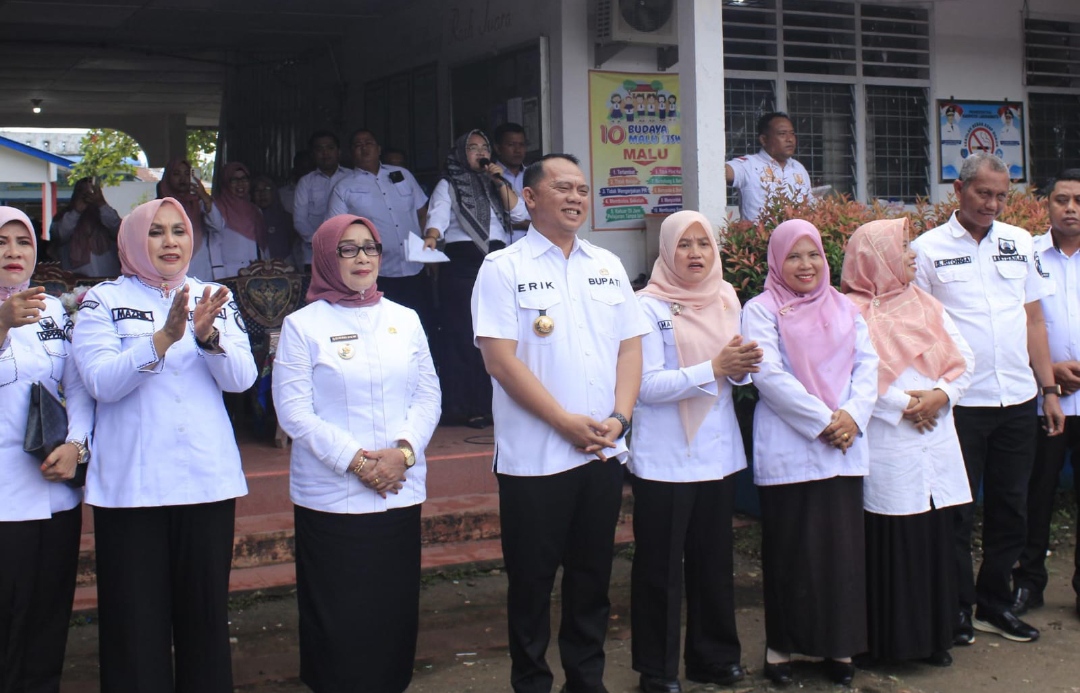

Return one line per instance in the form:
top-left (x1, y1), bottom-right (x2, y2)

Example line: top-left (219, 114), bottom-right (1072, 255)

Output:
top-left (23, 382), bottom-right (86, 488)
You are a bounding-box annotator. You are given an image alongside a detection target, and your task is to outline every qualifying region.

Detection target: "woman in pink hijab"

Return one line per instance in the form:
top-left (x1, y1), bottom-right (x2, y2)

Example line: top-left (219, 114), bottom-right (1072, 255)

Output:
top-left (203, 162), bottom-right (267, 279)
top-left (741, 219), bottom-right (879, 687)
top-left (0, 206), bottom-right (94, 692)
top-left (630, 211), bottom-right (763, 691)
top-left (158, 159), bottom-right (214, 279)
top-left (72, 198), bottom-right (257, 692)
top-left (842, 218), bottom-right (972, 667)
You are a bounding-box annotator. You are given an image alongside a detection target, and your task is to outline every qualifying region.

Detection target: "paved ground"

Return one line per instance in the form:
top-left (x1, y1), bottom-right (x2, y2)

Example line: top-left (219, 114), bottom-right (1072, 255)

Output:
top-left (57, 512), bottom-right (1080, 693)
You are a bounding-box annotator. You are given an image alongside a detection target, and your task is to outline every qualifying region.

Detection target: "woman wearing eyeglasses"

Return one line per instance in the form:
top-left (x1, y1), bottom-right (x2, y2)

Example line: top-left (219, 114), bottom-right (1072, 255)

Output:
top-left (272, 214), bottom-right (441, 693)
top-left (204, 162), bottom-right (267, 279)
top-left (423, 130), bottom-right (528, 428)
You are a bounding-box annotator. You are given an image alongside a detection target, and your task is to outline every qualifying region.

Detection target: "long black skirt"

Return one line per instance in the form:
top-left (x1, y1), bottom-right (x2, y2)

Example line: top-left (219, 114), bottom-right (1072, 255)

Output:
top-left (294, 504), bottom-right (422, 693)
top-left (760, 476), bottom-right (867, 658)
top-left (865, 506), bottom-right (956, 660)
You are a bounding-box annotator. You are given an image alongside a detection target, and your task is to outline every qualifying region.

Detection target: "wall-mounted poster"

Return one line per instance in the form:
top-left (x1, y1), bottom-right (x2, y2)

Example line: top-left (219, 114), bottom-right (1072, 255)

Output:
top-left (588, 70), bottom-right (682, 230)
top-left (938, 100), bottom-right (1025, 183)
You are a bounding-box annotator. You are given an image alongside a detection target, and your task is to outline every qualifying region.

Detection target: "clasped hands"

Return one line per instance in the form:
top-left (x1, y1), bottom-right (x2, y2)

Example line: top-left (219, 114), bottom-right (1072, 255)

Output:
top-left (350, 448), bottom-right (408, 498)
top-left (822, 409), bottom-right (859, 454)
top-left (902, 388), bottom-right (949, 434)
top-left (558, 413), bottom-right (622, 461)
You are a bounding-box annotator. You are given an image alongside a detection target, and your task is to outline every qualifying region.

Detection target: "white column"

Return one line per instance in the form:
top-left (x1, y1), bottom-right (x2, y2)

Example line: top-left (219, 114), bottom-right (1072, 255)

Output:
top-left (677, 0), bottom-right (726, 228)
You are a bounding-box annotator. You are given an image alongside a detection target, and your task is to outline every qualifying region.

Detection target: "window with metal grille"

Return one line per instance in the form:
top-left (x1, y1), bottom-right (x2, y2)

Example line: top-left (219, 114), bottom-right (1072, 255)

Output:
top-left (1025, 18), bottom-right (1080, 89)
top-left (723, 0), bottom-right (778, 72)
top-left (787, 82), bottom-right (855, 196)
top-left (725, 79), bottom-right (777, 213)
top-left (782, 0), bottom-right (856, 76)
top-left (1028, 92), bottom-right (1080, 186)
top-left (865, 86), bottom-right (929, 203)
top-left (861, 4), bottom-right (930, 80)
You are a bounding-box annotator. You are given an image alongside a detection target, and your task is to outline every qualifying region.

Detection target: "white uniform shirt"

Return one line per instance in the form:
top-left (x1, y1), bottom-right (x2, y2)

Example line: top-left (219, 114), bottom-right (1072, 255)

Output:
top-left (741, 302), bottom-right (879, 486)
top-left (72, 275), bottom-right (257, 508)
top-left (0, 296), bottom-right (93, 520)
top-left (1033, 232), bottom-right (1080, 416)
top-left (204, 203), bottom-right (259, 279)
top-left (472, 228), bottom-right (651, 477)
top-left (327, 165), bottom-right (429, 278)
top-left (628, 295), bottom-right (748, 483)
top-left (911, 213), bottom-right (1054, 407)
top-left (273, 299), bottom-right (440, 514)
top-left (55, 206), bottom-right (122, 277)
top-left (426, 179), bottom-right (529, 247)
top-left (863, 309), bottom-right (974, 515)
top-left (293, 166), bottom-right (352, 265)
top-left (494, 161), bottom-right (531, 244)
top-left (726, 149), bottom-right (812, 222)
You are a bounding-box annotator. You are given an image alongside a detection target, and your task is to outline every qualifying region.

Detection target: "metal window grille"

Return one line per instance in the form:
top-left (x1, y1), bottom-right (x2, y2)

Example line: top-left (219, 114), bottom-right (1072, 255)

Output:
top-left (787, 82), bottom-right (855, 196)
top-left (1028, 92), bottom-right (1080, 185)
top-left (1025, 18), bottom-right (1080, 89)
top-left (782, 0), bottom-right (856, 77)
top-left (865, 86), bottom-right (929, 203)
top-left (723, 0), bottom-right (779, 73)
top-left (860, 4), bottom-right (930, 80)
top-left (725, 79), bottom-right (777, 211)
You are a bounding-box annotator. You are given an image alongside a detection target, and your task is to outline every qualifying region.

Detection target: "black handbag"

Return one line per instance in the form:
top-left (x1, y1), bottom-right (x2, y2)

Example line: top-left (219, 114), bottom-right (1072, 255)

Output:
top-left (23, 382), bottom-right (86, 488)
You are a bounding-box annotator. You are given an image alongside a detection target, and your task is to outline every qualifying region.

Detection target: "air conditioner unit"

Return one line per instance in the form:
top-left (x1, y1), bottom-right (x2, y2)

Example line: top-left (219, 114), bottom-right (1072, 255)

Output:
top-left (596, 0), bottom-right (678, 46)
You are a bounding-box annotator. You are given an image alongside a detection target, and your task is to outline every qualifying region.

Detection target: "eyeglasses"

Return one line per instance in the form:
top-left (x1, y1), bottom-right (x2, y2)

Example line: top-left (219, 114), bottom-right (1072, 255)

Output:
top-left (466, 145), bottom-right (491, 154)
top-left (337, 243), bottom-right (383, 258)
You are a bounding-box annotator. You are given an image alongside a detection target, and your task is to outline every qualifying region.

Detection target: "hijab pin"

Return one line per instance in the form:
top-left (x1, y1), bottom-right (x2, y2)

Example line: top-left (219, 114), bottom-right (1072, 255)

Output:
top-left (671, 303), bottom-right (683, 316)
top-left (872, 298), bottom-right (881, 307)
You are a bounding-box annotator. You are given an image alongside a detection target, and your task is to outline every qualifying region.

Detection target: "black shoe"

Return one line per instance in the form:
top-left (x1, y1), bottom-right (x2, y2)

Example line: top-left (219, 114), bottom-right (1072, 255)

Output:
top-left (825, 660), bottom-right (855, 686)
top-left (685, 662), bottom-right (744, 686)
top-left (922, 650), bottom-right (953, 667)
top-left (1011, 587), bottom-right (1044, 616)
top-left (973, 609), bottom-right (1040, 642)
top-left (762, 660), bottom-right (793, 686)
top-left (953, 610), bottom-right (976, 646)
top-left (638, 674), bottom-right (682, 693)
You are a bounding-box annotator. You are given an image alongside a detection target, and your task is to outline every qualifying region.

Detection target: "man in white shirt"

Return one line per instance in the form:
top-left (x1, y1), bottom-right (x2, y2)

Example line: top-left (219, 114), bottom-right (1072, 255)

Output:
top-left (493, 122), bottom-right (532, 243)
top-left (328, 129), bottom-right (431, 319)
top-left (724, 112), bottom-right (812, 222)
top-left (293, 131), bottom-right (350, 267)
top-left (472, 153), bottom-right (651, 693)
top-left (1013, 170), bottom-right (1080, 619)
top-left (911, 152), bottom-right (1065, 646)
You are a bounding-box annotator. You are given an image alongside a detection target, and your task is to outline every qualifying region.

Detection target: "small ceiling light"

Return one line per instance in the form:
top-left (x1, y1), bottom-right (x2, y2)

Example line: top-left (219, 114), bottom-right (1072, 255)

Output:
top-left (31, 98), bottom-right (42, 114)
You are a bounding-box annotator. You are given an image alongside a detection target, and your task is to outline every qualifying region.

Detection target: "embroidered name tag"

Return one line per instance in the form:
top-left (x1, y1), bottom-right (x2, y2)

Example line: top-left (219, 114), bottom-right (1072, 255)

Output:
top-left (517, 281), bottom-right (554, 292)
top-left (330, 334), bottom-right (359, 342)
top-left (112, 307), bottom-right (153, 322)
top-left (78, 300), bottom-right (100, 311)
top-left (934, 256), bottom-right (972, 268)
top-left (37, 329), bottom-right (65, 341)
top-left (658, 320), bottom-right (673, 330)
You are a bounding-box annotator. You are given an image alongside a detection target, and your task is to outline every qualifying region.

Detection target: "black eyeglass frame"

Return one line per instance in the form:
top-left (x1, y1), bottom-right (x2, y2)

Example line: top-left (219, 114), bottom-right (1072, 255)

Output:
top-left (336, 243), bottom-right (383, 258)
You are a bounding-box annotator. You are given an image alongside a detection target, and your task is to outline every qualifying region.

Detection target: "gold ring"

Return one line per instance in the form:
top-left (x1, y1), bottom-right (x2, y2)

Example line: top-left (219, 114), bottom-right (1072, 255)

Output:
top-left (374, 477), bottom-right (380, 484)
top-left (842, 433), bottom-right (850, 441)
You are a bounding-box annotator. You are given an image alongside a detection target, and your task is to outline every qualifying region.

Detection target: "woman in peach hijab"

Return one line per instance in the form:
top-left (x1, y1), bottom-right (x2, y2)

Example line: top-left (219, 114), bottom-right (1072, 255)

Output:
top-left (842, 218), bottom-right (973, 667)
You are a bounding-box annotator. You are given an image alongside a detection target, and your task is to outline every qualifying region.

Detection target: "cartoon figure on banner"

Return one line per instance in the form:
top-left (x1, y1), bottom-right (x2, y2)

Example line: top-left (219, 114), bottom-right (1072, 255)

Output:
top-left (658, 94), bottom-right (667, 121)
top-left (940, 103), bottom-right (964, 180)
top-left (646, 93), bottom-right (657, 120)
top-left (667, 95), bottom-right (677, 118)
top-left (624, 98), bottom-right (635, 123)
top-left (609, 94), bottom-right (623, 121)
top-left (636, 94), bottom-right (646, 119)
top-left (997, 105), bottom-right (1023, 177)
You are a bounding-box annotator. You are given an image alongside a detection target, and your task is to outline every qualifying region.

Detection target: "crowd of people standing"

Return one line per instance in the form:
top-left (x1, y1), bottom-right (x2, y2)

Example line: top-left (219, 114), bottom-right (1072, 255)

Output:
top-left (2, 137), bottom-right (1079, 693)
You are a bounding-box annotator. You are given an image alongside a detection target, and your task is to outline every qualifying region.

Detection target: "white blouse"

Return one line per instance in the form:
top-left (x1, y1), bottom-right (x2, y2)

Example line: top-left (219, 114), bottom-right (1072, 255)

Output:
top-left (0, 295), bottom-right (94, 521)
top-left (864, 309), bottom-right (974, 515)
top-left (273, 299), bottom-right (441, 514)
top-left (72, 275), bottom-right (256, 508)
top-left (203, 203), bottom-right (260, 279)
top-left (629, 295), bottom-right (748, 483)
top-left (742, 300), bottom-right (879, 486)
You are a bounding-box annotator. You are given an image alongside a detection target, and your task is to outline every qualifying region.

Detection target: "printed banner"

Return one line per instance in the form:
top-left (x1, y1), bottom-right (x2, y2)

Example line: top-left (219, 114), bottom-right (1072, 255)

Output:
top-left (938, 100), bottom-right (1026, 182)
top-left (588, 70), bottom-right (682, 230)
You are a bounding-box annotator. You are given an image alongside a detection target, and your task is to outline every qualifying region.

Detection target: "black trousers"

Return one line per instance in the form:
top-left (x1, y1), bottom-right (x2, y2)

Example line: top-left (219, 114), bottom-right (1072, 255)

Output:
top-left (1014, 415), bottom-right (1080, 597)
top-left (94, 500), bottom-right (236, 693)
top-left (497, 459), bottom-right (624, 693)
top-left (294, 504), bottom-right (422, 693)
top-left (953, 400), bottom-right (1038, 616)
top-left (441, 241), bottom-right (502, 420)
top-left (0, 506), bottom-right (81, 693)
top-left (630, 475), bottom-right (740, 679)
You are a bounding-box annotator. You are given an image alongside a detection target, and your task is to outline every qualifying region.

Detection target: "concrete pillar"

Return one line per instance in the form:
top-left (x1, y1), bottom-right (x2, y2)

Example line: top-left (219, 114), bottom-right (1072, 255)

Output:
top-left (677, 0), bottom-right (726, 229)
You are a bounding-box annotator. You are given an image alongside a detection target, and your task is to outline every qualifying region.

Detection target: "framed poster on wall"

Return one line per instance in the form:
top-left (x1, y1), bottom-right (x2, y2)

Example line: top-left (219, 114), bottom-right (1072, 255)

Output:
top-left (938, 100), bottom-right (1025, 182)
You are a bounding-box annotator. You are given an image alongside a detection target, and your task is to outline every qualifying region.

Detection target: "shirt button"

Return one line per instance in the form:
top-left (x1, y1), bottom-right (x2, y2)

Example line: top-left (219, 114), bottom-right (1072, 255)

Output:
top-left (178, 426), bottom-right (186, 433)
top-left (175, 397), bottom-right (182, 403)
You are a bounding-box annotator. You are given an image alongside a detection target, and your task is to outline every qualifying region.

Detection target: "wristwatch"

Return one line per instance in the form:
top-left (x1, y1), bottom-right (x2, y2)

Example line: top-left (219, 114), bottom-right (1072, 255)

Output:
top-left (1042, 384), bottom-right (1063, 397)
top-left (66, 438), bottom-right (89, 465)
top-left (196, 327), bottom-right (221, 351)
top-left (399, 445), bottom-right (416, 468)
top-left (609, 412), bottom-right (631, 440)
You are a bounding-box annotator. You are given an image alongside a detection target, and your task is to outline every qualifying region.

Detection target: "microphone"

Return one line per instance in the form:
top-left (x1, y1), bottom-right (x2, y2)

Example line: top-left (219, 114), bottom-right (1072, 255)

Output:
top-left (477, 158), bottom-right (510, 186)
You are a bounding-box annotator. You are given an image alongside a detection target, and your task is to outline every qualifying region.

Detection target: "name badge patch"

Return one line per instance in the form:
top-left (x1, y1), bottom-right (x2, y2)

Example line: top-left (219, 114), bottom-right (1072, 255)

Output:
top-left (934, 256), bottom-right (972, 268)
top-left (658, 320), bottom-right (673, 330)
top-left (37, 329), bottom-right (65, 341)
top-left (330, 334), bottom-right (359, 343)
top-left (112, 307), bottom-right (154, 322)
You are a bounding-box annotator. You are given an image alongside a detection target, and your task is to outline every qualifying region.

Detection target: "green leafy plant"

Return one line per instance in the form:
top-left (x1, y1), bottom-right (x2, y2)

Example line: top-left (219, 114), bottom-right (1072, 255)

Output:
top-left (68, 128), bottom-right (139, 186)
top-left (186, 129), bottom-right (218, 179)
